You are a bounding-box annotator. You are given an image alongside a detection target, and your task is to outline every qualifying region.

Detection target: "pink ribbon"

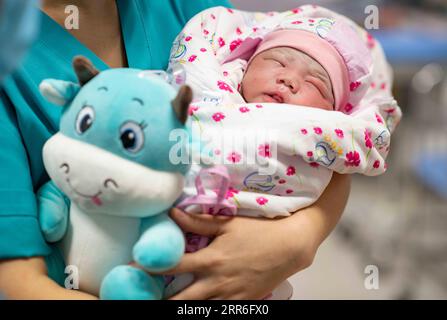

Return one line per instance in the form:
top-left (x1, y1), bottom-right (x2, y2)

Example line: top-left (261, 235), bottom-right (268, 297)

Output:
top-left (176, 165), bottom-right (237, 216)
top-left (176, 165), bottom-right (237, 252)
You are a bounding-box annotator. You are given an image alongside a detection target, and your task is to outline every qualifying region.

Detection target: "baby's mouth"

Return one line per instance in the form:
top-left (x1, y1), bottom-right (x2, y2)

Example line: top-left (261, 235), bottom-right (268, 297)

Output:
top-left (264, 93), bottom-right (284, 103)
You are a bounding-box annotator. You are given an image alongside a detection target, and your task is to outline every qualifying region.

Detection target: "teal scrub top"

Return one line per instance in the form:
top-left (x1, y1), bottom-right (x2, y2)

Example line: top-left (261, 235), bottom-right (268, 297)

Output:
top-left (0, 0), bottom-right (233, 264)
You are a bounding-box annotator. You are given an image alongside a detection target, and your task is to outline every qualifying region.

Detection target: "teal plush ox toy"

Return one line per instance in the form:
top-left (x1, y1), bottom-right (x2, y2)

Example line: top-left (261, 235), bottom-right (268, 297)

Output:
top-left (37, 56), bottom-right (192, 299)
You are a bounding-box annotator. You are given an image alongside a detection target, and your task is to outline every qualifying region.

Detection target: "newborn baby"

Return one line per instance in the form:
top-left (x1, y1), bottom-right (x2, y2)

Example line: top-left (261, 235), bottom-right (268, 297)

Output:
top-left (176, 23), bottom-right (373, 218)
top-left (166, 5), bottom-right (401, 299)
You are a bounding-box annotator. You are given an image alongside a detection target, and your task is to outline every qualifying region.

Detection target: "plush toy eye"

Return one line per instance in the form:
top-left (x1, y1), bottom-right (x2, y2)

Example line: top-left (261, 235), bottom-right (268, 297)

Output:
top-left (75, 106), bottom-right (95, 134)
top-left (119, 121), bottom-right (145, 153)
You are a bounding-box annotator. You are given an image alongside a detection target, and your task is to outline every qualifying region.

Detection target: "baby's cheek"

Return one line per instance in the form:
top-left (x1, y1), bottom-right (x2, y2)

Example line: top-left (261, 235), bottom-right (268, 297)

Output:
top-left (314, 103), bottom-right (333, 111)
top-left (307, 98), bottom-right (333, 110)
top-left (241, 75), bottom-right (256, 97)
top-left (294, 90), bottom-right (332, 110)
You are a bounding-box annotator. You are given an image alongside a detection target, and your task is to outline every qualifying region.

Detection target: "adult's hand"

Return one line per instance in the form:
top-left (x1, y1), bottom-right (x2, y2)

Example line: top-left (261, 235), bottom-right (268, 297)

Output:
top-left (151, 173), bottom-right (351, 300)
top-left (160, 208), bottom-right (319, 300)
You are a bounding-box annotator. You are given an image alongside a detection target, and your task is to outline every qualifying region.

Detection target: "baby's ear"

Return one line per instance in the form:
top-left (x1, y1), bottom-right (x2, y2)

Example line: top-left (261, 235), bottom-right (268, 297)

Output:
top-left (39, 79), bottom-right (80, 106)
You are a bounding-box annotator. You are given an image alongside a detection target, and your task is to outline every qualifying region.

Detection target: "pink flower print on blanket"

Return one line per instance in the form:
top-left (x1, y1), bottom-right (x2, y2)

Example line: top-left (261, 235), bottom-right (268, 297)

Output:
top-left (212, 112), bottom-right (225, 122)
top-left (258, 144), bottom-right (272, 158)
top-left (217, 80), bottom-right (234, 93)
top-left (375, 113), bottom-right (384, 124)
top-left (291, 8), bottom-right (303, 14)
top-left (230, 39), bottom-right (242, 52)
top-left (309, 162), bottom-right (320, 168)
top-left (373, 160), bottom-right (380, 169)
top-left (256, 197), bottom-right (269, 206)
top-left (364, 129), bottom-right (373, 149)
top-left (188, 105), bottom-right (199, 116)
top-left (225, 187), bottom-right (239, 199)
top-left (286, 166), bottom-right (296, 176)
top-left (345, 151), bottom-right (361, 167)
top-left (344, 103), bottom-right (354, 113)
top-left (227, 151), bottom-right (242, 163)
top-left (335, 129), bottom-right (344, 138)
top-left (350, 81), bottom-right (361, 92)
top-left (218, 37), bottom-right (226, 48)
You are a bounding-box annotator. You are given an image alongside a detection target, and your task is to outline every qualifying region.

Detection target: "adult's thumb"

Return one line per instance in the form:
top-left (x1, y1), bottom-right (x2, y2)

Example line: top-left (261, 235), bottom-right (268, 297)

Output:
top-left (170, 208), bottom-right (230, 236)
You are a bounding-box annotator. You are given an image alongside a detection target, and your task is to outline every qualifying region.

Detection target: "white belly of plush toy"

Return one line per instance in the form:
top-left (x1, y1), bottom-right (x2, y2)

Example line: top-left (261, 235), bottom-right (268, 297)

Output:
top-left (60, 203), bottom-right (141, 296)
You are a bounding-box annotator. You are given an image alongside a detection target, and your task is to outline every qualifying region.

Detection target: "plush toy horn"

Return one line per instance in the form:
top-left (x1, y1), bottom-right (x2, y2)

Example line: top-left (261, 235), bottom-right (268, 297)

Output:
top-left (172, 85), bottom-right (192, 124)
top-left (73, 56), bottom-right (99, 86)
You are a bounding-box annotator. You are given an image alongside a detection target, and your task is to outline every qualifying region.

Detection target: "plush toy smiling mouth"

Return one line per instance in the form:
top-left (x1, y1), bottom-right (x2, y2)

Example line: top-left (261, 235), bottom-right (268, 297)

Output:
top-left (66, 178), bottom-right (103, 206)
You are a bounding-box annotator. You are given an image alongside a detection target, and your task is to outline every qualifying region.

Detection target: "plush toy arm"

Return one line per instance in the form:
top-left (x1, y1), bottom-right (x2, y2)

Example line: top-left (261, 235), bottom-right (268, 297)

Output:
top-left (37, 181), bottom-right (70, 242)
top-left (133, 213), bottom-right (185, 272)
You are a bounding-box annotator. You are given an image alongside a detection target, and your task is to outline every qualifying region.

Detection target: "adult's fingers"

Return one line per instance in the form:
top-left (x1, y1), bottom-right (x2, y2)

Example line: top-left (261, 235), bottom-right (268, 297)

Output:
top-left (144, 249), bottom-right (215, 275)
top-left (170, 208), bottom-right (230, 236)
top-left (169, 279), bottom-right (215, 300)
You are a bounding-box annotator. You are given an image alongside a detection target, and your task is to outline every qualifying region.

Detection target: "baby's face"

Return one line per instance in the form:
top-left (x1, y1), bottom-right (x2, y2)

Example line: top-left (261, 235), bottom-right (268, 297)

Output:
top-left (241, 47), bottom-right (334, 110)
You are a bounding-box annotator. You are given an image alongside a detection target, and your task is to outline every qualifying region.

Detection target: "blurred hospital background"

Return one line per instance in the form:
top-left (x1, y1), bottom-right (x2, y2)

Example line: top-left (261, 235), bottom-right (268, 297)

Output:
top-left (231, 0), bottom-right (447, 299)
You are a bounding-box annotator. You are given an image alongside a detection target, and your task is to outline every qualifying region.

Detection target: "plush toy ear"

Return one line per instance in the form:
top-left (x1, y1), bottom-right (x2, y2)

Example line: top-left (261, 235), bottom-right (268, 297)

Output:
top-left (39, 79), bottom-right (80, 106)
top-left (73, 55), bottom-right (99, 86)
top-left (172, 85), bottom-right (192, 124)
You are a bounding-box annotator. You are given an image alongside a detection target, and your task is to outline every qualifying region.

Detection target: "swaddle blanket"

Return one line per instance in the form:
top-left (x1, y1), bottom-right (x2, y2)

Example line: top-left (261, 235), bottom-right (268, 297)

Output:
top-left (167, 5), bottom-right (402, 218)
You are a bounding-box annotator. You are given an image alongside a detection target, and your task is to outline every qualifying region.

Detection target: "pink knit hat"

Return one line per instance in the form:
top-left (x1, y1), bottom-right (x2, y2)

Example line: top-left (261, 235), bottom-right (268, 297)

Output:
top-left (224, 18), bottom-right (372, 113)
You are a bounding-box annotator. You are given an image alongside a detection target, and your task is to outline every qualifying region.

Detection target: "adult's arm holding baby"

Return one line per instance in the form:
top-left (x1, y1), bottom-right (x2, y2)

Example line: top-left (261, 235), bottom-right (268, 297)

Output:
top-left (158, 173), bottom-right (350, 300)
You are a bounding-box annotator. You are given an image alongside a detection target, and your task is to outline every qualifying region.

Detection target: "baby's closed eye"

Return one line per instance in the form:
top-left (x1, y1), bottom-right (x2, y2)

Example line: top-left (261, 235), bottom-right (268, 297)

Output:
top-left (264, 57), bottom-right (285, 67)
top-left (307, 76), bottom-right (330, 98)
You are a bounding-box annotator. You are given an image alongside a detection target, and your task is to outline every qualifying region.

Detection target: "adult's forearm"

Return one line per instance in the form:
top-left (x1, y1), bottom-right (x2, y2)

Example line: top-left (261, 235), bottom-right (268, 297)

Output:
top-left (0, 257), bottom-right (97, 300)
top-left (284, 173), bottom-right (351, 266)
top-left (301, 173), bottom-right (351, 245)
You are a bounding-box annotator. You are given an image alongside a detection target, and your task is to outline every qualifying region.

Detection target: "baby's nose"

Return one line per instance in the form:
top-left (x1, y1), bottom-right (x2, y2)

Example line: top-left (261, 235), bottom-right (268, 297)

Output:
top-left (277, 78), bottom-right (298, 94)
